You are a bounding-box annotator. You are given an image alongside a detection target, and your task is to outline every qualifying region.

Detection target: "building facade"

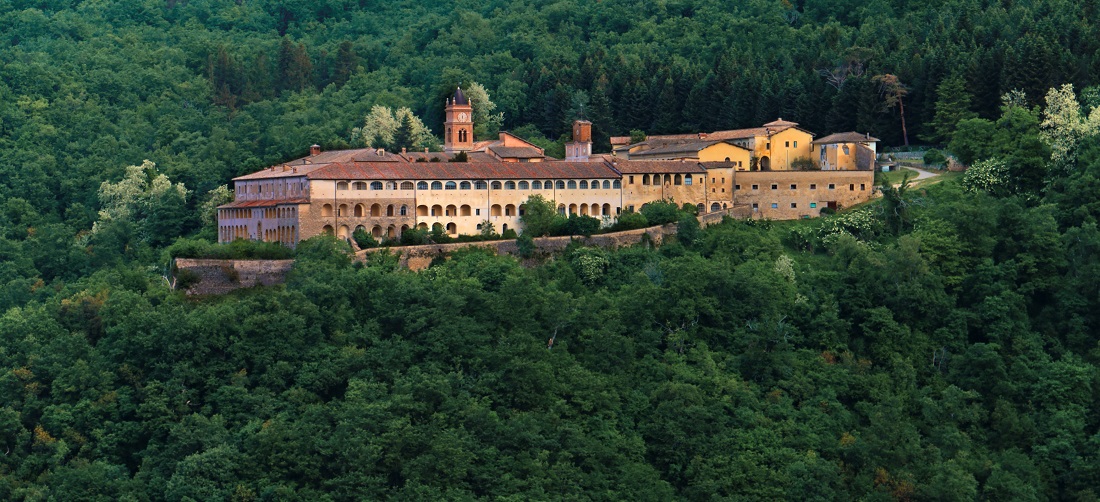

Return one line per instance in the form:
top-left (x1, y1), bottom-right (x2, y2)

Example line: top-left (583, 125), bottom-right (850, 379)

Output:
top-left (218, 89), bottom-right (877, 246)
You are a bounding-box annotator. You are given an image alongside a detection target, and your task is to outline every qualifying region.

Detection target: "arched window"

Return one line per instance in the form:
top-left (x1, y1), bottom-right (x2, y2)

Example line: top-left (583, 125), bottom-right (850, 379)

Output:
top-left (567, 180), bottom-right (577, 189)
top-left (446, 205), bottom-right (457, 216)
top-left (417, 181), bottom-right (428, 190)
top-left (544, 180), bottom-right (553, 189)
top-left (532, 181), bottom-right (542, 189)
top-left (556, 180), bottom-right (565, 189)
top-left (518, 181), bottom-right (529, 190)
top-left (580, 204), bottom-right (589, 216)
top-left (491, 204), bottom-right (502, 216)
top-left (602, 203), bottom-right (611, 215)
top-left (337, 181), bottom-right (349, 190)
top-left (474, 180), bottom-right (488, 190)
top-left (568, 203), bottom-right (577, 214)
top-left (400, 205), bottom-right (408, 216)
top-left (431, 205), bottom-right (442, 216)
top-left (674, 174), bottom-right (682, 185)
top-left (322, 225), bottom-right (334, 235)
top-left (460, 181), bottom-right (471, 190)
top-left (445, 181), bottom-right (457, 190)
top-left (505, 204), bottom-right (515, 216)
top-left (591, 180), bottom-right (600, 189)
top-left (711, 202), bottom-right (721, 212)
top-left (603, 180), bottom-right (611, 189)
top-left (460, 205), bottom-right (472, 216)
top-left (431, 181), bottom-right (443, 190)
top-left (446, 222), bottom-right (457, 235)
top-left (401, 181), bottom-right (415, 190)
top-left (558, 204), bottom-right (566, 215)
top-left (653, 174), bottom-right (662, 185)
top-left (370, 181), bottom-right (384, 190)
top-left (387, 205), bottom-right (395, 216)
top-left (504, 181), bottom-right (516, 190)
top-left (642, 174), bottom-right (650, 185)
top-left (491, 181), bottom-right (502, 190)
top-left (370, 204), bottom-right (381, 217)
top-left (353, 181), bottom-right (367, 190)
top-left (696, 203), bottom-right (704, 213)
top-left (613, 180), bottom-right (621, 189)
top-left (386, 182), bottom-right (397, 190)
top-left (579, 180), bottom-right (589, 189)
top-left (417, 205), bottom-right (428, 216)
top-left (322, 204), bottom-right (333, 217)
top-left (338, 204), bottom-right (348, 216)
top-left (371, 225), bottom-right (382, 238)
top-left (354, 204), bottom-right (365, 217)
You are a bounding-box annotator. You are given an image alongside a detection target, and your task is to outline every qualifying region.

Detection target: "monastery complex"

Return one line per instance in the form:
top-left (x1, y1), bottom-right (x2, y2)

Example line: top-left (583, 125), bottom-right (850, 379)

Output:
top-left (218, 87), bottom-right (879, 246)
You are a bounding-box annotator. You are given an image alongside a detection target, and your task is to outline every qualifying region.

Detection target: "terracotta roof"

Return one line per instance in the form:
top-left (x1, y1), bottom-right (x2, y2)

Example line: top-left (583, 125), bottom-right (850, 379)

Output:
top-left (631, 140), bottom-right (748, 158)
top-left (402, 152), bottom-right (450, 162)
top-left (763, 118), bottom-right (799, 128)
top-left (813, 132), bottom-right (880, 144)
top-left (234, 164), bottom-right (324, 181)
top-left (489, 145), bottom-right (545, 158)
top-left (610, 136), bottom-right (632, 145)
top-left (218, 198), bottom-right (309, 209)
top-left (609, 160), bottom-right (706, 174)
top-left (306, 161), bottom-right (621, 181)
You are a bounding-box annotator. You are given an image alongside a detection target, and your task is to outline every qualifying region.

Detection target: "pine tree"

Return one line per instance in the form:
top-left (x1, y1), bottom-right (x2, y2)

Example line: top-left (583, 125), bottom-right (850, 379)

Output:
top-left (924, 74), bottom-right (978, 143)
top-left (392, 112), bottom-right (414, 152)
top-left (333, 41), bottom-right (357, 87)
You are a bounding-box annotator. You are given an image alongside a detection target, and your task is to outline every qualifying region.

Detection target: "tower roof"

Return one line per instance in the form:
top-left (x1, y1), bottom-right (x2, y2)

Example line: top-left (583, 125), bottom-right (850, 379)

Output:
top-left (453, 87), bottom-right (468, 105)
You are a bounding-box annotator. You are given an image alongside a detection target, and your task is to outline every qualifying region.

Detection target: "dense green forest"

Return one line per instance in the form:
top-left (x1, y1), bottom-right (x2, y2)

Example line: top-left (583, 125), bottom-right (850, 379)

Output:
top-left (3, 0), bottom-right (1100, 499)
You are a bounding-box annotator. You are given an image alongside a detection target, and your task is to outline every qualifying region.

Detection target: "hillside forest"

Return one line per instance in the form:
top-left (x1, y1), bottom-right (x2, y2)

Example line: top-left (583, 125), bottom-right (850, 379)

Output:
top-left (2, 0), bottom-right (1100, 499)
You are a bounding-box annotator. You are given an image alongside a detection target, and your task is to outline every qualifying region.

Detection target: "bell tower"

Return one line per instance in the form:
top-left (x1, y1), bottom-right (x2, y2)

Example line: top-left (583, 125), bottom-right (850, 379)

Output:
top-left (565, 119), bottom-right (592, 161)
top-left (444, 87), bottom-right (474, 153)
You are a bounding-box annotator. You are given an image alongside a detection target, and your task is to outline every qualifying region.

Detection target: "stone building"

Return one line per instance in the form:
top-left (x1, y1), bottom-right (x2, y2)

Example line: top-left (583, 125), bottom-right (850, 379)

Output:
top-left (218, 89), bottom-right (877, 246)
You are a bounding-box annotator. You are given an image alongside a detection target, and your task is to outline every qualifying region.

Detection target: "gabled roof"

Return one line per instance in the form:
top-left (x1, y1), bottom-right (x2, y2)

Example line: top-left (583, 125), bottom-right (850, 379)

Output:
top-left (812, 132), bottom-right (880, 144)
top-left (610, 136), bottom-right (632, 146)
top-left (233, 148), bottom-right (410, 181)
top-left (489, 146), bottom-right (545, 159)
top-left (305, 161), bottom-right (620, 181)
top-left (630, 140), bottom-right (749, 158)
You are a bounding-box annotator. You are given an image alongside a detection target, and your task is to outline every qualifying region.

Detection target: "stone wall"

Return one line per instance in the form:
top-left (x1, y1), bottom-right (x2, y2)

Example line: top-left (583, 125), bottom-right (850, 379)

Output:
top-left (176, 206), bottom-right (754, 294)
top-left (174, 258), bottom-right (295, 296)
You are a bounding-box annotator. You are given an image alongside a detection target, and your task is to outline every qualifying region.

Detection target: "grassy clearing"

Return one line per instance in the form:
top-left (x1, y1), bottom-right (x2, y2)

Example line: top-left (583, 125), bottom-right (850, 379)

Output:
top-left (877, 168), bottom-right (920, 186)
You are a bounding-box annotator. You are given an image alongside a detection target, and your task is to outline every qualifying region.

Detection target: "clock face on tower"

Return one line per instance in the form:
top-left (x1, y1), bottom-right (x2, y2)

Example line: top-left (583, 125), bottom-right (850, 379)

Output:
top-left (458, 112), bottom-right (469, 122)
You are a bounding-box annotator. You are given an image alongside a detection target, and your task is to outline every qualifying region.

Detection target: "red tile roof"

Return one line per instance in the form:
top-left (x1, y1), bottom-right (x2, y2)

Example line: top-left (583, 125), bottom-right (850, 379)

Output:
top-left (489, 145), bottom-right (545, 158)
top-left (218, 198), bottom-right (310, 209)
top-left (608, 160), bottom-right (707, 174)
top-left (813, 132), bottom-right (880, 144)
top-left (306, 161), bottom-right (621, 180)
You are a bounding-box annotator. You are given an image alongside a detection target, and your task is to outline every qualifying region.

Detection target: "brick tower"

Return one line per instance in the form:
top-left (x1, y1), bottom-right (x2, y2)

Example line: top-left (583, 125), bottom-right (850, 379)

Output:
top-left (444, 87), bottom-right (474, 153)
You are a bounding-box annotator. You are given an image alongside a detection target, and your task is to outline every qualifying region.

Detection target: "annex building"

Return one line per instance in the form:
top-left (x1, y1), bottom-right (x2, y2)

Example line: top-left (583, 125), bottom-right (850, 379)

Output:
top-left (218, 88), bottom-right (878, 246)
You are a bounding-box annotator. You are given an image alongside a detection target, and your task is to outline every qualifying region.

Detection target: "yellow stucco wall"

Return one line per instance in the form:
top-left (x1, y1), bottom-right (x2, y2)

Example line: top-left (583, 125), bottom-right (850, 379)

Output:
top-left (698, 143), bottom-right (752, 167)
top-left (754, 128), bottom-right (814, 171)
top-left (732, 170), bottom-right (875, 219)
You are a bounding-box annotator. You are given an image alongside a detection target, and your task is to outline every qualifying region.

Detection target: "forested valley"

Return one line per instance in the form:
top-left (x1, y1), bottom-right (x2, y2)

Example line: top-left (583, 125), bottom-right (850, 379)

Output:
top-left (2, 0), bottom-right (1100, 499)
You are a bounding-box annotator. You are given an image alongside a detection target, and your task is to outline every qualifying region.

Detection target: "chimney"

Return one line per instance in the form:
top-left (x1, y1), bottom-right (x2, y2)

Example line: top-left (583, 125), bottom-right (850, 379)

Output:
top-left (310, 144), bottom-right (321, 156)
top-left (377, 148), bottom-right (384, 156)
top-left (865, 132), bottom-right (870, 139)
top-left (283, 165), bottom-right (289, 172)
top-left (424, 147), bottom-right (429, 153)
top-left (402, 147), bottom-right (407, 154)
top-left (699, 132), bottom-right (708, 140)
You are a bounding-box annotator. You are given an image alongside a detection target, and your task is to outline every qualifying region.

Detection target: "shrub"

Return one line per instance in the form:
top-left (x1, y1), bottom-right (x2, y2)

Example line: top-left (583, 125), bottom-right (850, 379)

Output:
top-left (562, 214), bottom-right (600, 236)
top-left (501, 228), bottom-right (518, 239)
top-left (640, 199), bottom-right (684, 226)
top-left (517, 233), bottom-right (536, 258)
top-left (352, 228), bottom-right (377, 249)
top-left (923, 149), bottom-right (947, 166)
top-left (609, 211), bottom-right (648, 231)
top-left (400, 228), bottom-right (430, 245)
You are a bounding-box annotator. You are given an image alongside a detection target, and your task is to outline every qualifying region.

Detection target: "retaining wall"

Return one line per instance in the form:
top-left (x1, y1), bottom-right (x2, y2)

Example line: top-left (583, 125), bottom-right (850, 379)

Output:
top-left (175, 207), bottom-right (752, 293)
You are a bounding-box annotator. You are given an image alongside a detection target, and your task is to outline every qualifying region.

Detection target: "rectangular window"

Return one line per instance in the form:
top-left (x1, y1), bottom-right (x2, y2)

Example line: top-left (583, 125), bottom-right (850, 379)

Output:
top-left (475, 209), bottom-right (481, 215)
top-left (860, 184), bottom-right (866, 190)
top-left (766, 142), bottom-right (771, 149)
top-left (628, 205), bottom-right (635, 212)
top-left (721, 188), bottom-right (726, 192)
top-left (785, 141), bottom-right (789, 147)
top-left (793, 141), bottom-right (798, 148)
top-left (629, 176), bottom-right (635, 184)
top-left (771, 184), bottom-right (778, 190)
top-left (711, 177), bottom-right (716, 183)
top-left (790, 203), bottom-right (797, 208)
top-left (810, 184), bottom-right (817, 190)
top-left (685, 177), bottom-right (692, 185)
top-left (850, 184), bottom-right (855, 191)
top-left (771, 203), bottom-right (778, 209)
top-left (790, 184), bottom-right (797, 190)
top-left (752, 203), bottom-right (759, 210)
top-left (828, 184), bottom-right (835, 190)
top-left (721, 177), bottom-right (725, 183)
top-left (735, 184), bottom-right (741, 190)
top-left (752, 184), bottom-right (759, 190)
top-left (810, 202), bottom-right (817, 208)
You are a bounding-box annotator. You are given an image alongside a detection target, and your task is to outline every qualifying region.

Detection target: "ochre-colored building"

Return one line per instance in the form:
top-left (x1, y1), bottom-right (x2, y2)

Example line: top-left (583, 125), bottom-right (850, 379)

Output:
top-left (218, 89), bottom-right (878, 246)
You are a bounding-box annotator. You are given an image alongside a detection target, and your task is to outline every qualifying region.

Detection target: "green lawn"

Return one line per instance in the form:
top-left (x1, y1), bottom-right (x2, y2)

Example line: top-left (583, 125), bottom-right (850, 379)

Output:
top-left (876, 167), bottom-right (920, 186)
